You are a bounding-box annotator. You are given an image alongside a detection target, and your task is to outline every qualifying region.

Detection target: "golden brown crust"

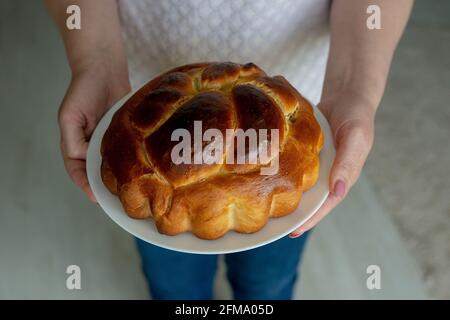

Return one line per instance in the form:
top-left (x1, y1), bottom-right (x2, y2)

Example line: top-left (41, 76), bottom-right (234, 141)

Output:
top-left (101, 62), bottom-right (323, 239)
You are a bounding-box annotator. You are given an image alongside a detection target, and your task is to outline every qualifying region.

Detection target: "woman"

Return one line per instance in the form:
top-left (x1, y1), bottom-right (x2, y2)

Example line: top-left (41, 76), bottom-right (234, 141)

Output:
top-left (46, 0), bottom-right (412, 299)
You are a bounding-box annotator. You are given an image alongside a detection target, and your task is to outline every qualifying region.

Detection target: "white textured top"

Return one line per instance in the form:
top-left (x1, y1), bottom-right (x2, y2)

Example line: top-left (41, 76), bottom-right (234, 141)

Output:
top-left (118, 0), bottom-right (330, 104)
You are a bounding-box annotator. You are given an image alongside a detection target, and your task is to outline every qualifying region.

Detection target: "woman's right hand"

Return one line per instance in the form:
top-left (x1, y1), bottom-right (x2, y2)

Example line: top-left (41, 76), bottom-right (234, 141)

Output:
top-left (46, 0), bottom-right (129, 202)
top-left (58, 63), bottom-right (130, 202)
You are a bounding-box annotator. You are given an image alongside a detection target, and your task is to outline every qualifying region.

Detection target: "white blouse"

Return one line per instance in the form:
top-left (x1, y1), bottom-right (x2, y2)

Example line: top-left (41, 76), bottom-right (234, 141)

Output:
top-left (118, 0), bottom-right (330, 104)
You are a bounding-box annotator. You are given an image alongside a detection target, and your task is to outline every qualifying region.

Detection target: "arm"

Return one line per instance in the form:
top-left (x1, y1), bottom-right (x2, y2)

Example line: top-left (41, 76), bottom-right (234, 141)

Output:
top-left (290, 0), bottom-right (413, 237)
top-left (46, 0), bottom-right (130, 202)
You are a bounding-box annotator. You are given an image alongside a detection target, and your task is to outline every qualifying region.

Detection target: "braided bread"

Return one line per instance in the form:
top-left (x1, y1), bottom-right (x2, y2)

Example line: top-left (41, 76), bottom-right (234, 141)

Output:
top-left (101, 62), bottom-right (323, 240)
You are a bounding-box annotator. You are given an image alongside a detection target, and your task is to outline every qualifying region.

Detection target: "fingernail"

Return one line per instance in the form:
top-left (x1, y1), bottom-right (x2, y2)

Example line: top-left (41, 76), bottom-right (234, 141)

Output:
top-left (289, 232), bottom-right (303, 239)
top-left (333, 179), bottom-right (346, 198)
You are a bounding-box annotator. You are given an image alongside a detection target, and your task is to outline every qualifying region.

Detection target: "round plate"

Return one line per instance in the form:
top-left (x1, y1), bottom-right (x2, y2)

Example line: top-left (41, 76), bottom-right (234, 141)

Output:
top-left (87, 88), bottom-right (335, 254)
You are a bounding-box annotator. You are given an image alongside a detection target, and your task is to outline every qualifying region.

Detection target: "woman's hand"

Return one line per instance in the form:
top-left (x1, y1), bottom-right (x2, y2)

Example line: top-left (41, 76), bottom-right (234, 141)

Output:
top-left (288, 0), bottom-right (412, 237)
top-left (59, 64), bottom-right (130, 202)
top-left (46, 0), bottom-right (130, 202)
top-left (289, 92), bottom-right (375, 237)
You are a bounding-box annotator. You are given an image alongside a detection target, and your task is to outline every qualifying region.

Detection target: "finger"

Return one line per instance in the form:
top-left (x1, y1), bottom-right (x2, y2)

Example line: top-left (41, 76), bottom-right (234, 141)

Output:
top-left (64, 157), bottom-right (97, 203)
top-left (59, 113), bottom-right (88, 160)
top-left (289, 192), bottom-right (342, 238)
top-left (329, 125), bottom-right (371, 198)
top-left (289, 125), bottom-right (371, 238)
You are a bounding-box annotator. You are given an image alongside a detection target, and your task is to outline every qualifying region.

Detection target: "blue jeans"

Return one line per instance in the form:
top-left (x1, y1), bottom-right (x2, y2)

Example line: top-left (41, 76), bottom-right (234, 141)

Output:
top-left (135, 232), bottom-right (310, 300)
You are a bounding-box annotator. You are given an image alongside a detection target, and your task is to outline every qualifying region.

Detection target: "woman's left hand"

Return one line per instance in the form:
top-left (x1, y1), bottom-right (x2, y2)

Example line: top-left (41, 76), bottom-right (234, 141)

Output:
top-left (290, 92), bottom-right (376, 238)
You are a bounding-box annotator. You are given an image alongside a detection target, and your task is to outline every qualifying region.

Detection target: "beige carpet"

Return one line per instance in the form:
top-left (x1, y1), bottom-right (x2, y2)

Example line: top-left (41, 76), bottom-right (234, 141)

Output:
top-left (0, 0), bottom-right (444, 299)
top-left (365, 0), bottom-right (450, 298)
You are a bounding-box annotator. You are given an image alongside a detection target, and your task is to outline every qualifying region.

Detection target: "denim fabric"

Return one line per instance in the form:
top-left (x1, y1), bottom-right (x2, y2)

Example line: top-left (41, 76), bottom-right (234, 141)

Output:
top-left (135, 232), bottom-right (310, 300)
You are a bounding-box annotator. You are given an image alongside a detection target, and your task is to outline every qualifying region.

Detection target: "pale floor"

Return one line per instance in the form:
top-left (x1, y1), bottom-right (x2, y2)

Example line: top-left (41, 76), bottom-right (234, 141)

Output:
top-left (0, 0), bottom-right (446, 299)
top-left (365, 0), bottom-right (450, 298)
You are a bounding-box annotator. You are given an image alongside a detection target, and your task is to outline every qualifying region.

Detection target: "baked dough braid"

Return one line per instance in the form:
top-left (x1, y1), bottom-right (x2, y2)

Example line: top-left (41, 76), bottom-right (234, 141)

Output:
top-left (101, 62), bottom-right (323, 239)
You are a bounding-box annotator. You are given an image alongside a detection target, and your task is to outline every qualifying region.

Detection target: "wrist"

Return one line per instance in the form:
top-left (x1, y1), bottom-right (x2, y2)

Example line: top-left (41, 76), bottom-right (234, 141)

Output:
top-left (70, 52), bottom-right (130, 91)
top-left (71, 48), bottom-right (128, 77)
top-left (321, 60), bottom-right (388, 113)
top-left (321, 73), bottom-right (383, 114)
top-left (319, 82), bottom-right (378, 124)
top-left (70, 55), bottom-right (130, 106)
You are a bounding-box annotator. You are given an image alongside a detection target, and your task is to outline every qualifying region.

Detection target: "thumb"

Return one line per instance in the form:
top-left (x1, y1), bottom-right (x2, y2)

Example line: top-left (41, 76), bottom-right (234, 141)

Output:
top-left (330, 123), bottom-right (373, 197)
top-left (289, 118), bottom-right (374, 238)
top-left (59, 111), bottom-right (89, 160)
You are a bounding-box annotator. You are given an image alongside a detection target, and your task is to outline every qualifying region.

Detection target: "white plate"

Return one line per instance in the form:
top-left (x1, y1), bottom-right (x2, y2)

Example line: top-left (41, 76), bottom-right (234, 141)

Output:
top-left (87, 88), bottom-right (335, 254)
